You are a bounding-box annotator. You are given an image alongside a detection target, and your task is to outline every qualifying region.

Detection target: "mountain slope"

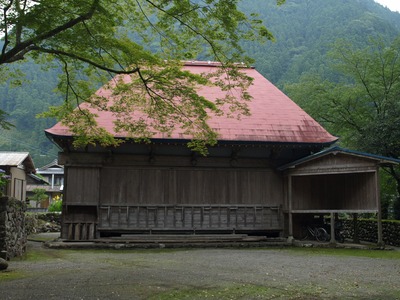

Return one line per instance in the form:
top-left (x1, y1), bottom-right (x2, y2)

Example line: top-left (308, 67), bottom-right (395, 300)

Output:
top-left (1, 0), bottom-right (400, 165)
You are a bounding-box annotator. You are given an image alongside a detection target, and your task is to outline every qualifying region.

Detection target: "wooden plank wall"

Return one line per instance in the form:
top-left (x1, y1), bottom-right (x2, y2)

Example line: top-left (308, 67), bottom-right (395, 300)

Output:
top-left (289, 153), bottom-right (378, 175)
top-left (65, 167), bottom-right (100, 205)
top-left (62, 155), bottom-right (284, 237)
top-left (99, 167), bottom-right (283, 206)
top-left (292, 172), bottom-right (376, 210)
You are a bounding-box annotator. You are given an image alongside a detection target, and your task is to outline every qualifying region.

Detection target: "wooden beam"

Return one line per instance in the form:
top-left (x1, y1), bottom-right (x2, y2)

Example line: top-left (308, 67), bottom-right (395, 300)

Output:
top-left (291, 209), bottom-right (378, 214)
top-left (288, 168), bottom-right (377, 177)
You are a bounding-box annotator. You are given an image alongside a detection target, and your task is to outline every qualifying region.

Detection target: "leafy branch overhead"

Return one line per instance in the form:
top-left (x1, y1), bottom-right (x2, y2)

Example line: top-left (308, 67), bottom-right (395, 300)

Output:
top-left (0, 0), bottom-right (283, 150)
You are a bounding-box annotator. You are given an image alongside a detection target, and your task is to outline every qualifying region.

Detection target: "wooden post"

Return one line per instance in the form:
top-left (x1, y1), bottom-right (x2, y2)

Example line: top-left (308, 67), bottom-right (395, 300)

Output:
top-left (74, 223), bottom-right (81, 241)
top-left (287, 175), bottom-right (294, 243)
top-left (377, 211), bottom-right (383, 246)
top-left (89, 223), bottom-right (95, 240)
top-left (375, 169), bottom-right (383, 246)
top-left (330, 212), bottom-right (335, 244)
top-left (68, 223), bottom-right (73, 240)
top-left (353, 213), bottom-right (359, 243)
top-left (81, 223), bottom-right (87, 240)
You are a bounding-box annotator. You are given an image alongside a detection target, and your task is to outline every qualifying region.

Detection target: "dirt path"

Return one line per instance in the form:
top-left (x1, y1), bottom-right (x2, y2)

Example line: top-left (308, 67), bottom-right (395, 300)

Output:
top-left (1, 240), bottom-right (400, 299)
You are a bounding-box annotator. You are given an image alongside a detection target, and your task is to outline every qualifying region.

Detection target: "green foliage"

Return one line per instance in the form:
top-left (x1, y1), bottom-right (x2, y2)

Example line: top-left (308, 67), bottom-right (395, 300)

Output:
top-left (380, 170), bottom-right (398, 219)
top-left (0, 0), bottom-right (277, 153)
top-left (394, 197), bottom-right (400, 220)
top-left (287, 36), bottom-right (400, 151)
top-left (0, 168), bottom-right (10, 197)
top-left (0, 110), bottom-right (14, 130)
top-left (2, 0), bottom-right (400, 160)
top-left (48, 200), bottom-right (62, 212)
top-left (286, 36), bottom-right (400, 218)
top-left (28, 188), bottom-right (48, 207)
top-left (241, 0), bottom-right (400, 87)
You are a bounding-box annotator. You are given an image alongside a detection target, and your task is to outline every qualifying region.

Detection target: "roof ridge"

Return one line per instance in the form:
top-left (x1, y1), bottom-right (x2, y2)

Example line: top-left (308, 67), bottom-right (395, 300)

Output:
top-left (183, 61), bottom-right (253, 68)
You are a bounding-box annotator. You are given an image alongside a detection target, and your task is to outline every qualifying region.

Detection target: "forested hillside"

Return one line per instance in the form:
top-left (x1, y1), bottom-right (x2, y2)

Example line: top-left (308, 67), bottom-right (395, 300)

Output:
top-left (241, 0), bottom-right (400, 85)
top-left (1, 0), bottom-right (400, 166)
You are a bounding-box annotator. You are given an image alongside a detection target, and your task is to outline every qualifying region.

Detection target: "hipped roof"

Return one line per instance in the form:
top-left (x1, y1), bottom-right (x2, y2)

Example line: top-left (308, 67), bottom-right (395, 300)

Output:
top-left (46, 61), bottom-right (337, 145)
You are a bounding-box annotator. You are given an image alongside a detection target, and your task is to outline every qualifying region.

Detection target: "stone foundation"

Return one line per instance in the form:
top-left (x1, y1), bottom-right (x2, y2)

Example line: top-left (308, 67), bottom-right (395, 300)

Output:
top-left (0, 196), bottom-right (27, 260)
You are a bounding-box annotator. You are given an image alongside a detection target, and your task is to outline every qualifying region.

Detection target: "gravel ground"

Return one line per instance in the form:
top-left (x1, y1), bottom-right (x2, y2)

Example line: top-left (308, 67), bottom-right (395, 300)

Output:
top-left (1, 237), bottom-right (400, 300)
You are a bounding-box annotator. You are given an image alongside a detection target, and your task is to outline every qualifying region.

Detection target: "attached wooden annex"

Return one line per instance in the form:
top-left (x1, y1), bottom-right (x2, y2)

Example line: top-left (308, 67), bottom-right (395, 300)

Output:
top-left (279, 147), bottom-right (400, 243)
top-left (45, 61), bottom-right (397, 242)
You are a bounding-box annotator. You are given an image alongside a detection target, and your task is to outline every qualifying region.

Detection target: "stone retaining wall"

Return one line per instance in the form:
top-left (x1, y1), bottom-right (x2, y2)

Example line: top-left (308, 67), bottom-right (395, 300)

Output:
top-left (0, 196), bottom-right (27, 259)
top-left (25, 212), bottom-right (61, 235)
top-left (343, 219), bottom-right (400, 246)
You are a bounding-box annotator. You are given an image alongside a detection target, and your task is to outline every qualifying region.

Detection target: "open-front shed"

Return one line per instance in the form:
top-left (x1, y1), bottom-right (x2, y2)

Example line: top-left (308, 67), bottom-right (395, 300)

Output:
top-left (45, 61), bottom-right (397, 242)
top-left (279, 147), bottom-right (400, 244)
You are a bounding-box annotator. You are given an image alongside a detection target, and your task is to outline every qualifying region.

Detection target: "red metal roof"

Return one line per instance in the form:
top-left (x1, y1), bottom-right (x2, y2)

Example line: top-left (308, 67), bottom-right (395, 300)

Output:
top-left (46, 61), bottom-right (337, 145)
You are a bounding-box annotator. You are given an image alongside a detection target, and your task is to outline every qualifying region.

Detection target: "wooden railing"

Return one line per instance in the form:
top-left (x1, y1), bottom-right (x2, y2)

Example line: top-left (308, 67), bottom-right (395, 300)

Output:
top-left (98, 204), bottom-right (282, 233)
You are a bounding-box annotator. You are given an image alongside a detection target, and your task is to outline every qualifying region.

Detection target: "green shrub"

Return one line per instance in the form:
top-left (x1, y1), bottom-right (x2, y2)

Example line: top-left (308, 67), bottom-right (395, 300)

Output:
top-left (48, 200), bottom-right (62, 212)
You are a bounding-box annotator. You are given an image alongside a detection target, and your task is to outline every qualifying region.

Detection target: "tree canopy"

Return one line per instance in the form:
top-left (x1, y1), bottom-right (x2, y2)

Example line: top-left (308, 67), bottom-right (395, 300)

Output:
top-left (0, 0), bottom-right (281, 151)
top-left (285, 37), bottom-right (400, 218)
top-left (3, 0), bottom-right (400, 164)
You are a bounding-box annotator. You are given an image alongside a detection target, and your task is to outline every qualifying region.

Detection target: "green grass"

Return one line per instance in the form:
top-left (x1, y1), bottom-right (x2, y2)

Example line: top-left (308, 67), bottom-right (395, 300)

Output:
top-left (146, 283), bottom-right (324, 300)
top-left (0, 270), bottom-right (27, 282)
top-left (286, 247), bottom-right (400, 259)
top-left (19, 247), bottom-right (66, 262)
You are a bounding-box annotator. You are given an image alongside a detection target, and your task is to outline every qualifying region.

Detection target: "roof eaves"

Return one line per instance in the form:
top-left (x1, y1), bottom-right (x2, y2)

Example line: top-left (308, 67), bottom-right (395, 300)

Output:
top-left (28, 174), bottom-right (50, 185)
top-left (278, 146), bottom-right (400, 171)
top-left (0, 152), bottom-right (36, 173)
top-left (37, 159), bottom-right (63, 171)
top-left (45, 133), bottom-right (337, 148)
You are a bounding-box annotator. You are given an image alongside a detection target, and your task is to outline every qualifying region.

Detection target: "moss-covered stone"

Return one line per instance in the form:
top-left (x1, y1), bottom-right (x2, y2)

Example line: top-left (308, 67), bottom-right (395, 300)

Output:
top-left (0, 196), bottom-right (27, 259)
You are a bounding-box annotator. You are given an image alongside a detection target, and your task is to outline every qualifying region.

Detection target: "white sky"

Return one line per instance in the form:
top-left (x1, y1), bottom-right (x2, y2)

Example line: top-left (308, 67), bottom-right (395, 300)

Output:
top-left (374, 0), bottom-right (400, 12)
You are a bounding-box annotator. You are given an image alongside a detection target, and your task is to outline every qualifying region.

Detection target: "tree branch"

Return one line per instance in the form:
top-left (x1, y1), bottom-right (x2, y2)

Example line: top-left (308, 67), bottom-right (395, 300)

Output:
top-left (30, 45), bottom-right (140, 75)
top-left (144, 0), bottom-right (224, 62)
top-left (1, 0), bottom-right (14, 58)
top-left (81, 20), bottom-right (125, 72)
top-left (1, 0), bottom-right (99, 64)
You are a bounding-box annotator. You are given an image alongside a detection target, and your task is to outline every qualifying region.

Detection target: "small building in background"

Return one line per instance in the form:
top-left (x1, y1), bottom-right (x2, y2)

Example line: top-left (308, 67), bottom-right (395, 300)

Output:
top-left (26, 159), bottom-right (64, 209)
top-left (0, 152), bottom-right (36, 201)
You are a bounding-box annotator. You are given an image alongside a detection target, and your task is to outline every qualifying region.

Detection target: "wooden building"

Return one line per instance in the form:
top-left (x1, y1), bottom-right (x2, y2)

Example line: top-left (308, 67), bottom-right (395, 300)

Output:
top-left (45, 62), bottom-right (398, 242)
top-left (279, 147), bottom-right (400, 244)
top-left (0, 152), bottom-right (36, 201)
top-left (26, 160), bottom-right (64, 209)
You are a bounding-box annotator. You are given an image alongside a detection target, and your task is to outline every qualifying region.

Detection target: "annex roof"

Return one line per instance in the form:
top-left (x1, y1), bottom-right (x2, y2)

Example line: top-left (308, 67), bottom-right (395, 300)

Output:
top-left (0, 151), bottom-right (36, 173)
top-left (278, 146), bottom-right (400, 171)
top-left (46, 61), bottom-right (337, 145)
